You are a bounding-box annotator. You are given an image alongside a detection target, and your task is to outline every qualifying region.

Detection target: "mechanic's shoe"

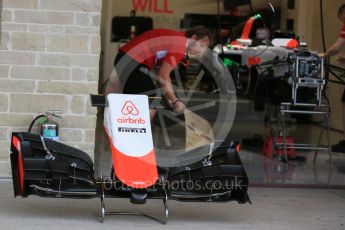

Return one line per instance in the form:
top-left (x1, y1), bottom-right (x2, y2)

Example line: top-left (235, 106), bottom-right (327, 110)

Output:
top-left (332, 140), bottom-right (345, 153)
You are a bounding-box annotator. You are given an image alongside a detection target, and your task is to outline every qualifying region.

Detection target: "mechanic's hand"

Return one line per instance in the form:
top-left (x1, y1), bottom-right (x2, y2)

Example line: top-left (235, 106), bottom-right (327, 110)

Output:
top-left (336, 56), bottom-right (345, 64)
top-left (173, 100), bottom-right (186, 114)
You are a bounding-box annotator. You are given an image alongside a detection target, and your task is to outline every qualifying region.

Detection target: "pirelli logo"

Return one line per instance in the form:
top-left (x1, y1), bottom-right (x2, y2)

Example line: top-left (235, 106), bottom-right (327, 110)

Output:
top-left (118, 127), bottom-right (147, 133)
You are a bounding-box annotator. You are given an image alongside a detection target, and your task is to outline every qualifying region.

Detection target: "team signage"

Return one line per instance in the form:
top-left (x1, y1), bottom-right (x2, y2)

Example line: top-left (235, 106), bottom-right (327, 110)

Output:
top-left (132, 0), bottom-right (174, 14)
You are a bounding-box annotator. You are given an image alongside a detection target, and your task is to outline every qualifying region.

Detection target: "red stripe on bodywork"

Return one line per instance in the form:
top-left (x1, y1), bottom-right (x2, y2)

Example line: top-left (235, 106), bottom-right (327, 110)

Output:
top-left (241, 17), bottom-right (256, 40)
top-left (231, 16), bottom-right (256, 46)
top-left (287, 39), bottom-right (299, 48)
top-left (12, 136), bottom-right (24, 193)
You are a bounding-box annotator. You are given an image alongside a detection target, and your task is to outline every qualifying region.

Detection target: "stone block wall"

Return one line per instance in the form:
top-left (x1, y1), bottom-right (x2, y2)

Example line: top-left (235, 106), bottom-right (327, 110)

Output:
top-left (0, 0), bottom-right (102, 176)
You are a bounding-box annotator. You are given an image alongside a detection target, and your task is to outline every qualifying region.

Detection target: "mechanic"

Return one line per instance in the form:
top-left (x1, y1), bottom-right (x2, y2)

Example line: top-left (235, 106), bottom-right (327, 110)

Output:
top-left (105, 26), bottom-right (213, 118)
top-left (321, 4), bottom-right (345, 152)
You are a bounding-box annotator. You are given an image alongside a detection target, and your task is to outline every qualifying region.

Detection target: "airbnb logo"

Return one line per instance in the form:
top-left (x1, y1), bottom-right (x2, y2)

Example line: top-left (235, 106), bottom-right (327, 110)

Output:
top-left (121, 101), bottom-right (139, 116)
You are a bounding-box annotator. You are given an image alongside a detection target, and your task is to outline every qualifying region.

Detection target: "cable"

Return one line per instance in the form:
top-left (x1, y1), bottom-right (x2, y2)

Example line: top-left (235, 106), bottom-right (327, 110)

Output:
top-left (217, 0), bottom-right (225, 56)
top-left (28, 114), bottom-right (45, 133)
top-left (267, 0), bottom-right (277, 33)
top-left (267, 1), bottom-right (275, 14)
top-left (320, 0), bottom-right (326, 52)
top-left (318, 0), bottom-right (333, 105)
top-left (250, 0), bottom-right (277, 62)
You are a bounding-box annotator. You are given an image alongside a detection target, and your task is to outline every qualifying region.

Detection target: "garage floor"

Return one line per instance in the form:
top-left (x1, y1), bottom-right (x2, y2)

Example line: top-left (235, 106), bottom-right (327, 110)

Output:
top-left (243, 150), bottom-right (345, 187)
top-left (1, 100), bottom-right (345, 229)
top-left (1, 149), bottom-right (345, 229)
top-left (0, 181), bottom-right (344, 230)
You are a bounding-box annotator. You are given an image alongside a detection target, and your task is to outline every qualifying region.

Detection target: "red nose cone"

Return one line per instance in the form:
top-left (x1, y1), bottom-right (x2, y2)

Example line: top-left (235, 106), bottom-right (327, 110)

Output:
top-left (236, 144), bottom-right (241, 153)
top-left (287, 39), bottom-right (299, 49)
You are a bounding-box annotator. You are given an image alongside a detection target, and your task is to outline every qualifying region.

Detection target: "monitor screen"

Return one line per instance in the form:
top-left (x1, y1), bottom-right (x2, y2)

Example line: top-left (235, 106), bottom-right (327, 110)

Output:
top-left (224, 0), bottom-right (251, 10)
top-left (111, 16), bottom-right (153, 42)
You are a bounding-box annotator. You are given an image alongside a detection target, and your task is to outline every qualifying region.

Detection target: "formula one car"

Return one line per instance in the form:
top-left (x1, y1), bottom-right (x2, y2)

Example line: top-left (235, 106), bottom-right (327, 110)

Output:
top-left (9, 94), bottom-right (250, 224)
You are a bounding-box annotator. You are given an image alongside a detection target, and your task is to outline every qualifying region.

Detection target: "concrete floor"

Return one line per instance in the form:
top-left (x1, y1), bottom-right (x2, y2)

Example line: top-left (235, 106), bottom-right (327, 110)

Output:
top-left (0, 182), bottom-right (344, 230)
top-left (1, 96), bottom-right (345, 229)
top-left (242, 150), bottom-right (345, 187)
top-left (2, 126), bottom-right (345, 229)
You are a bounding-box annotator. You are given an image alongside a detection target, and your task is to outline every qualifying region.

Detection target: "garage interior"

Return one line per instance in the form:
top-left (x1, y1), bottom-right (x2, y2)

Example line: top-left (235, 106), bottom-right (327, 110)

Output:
top-left (98, 0), bottom-right (345, 188)
top-left (1, 0), bottom-right (345, 229)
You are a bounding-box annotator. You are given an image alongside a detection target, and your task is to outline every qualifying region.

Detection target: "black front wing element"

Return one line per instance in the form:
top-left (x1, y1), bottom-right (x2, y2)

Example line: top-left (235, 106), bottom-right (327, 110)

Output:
top-left (10, 132), bottom-right (250, 222)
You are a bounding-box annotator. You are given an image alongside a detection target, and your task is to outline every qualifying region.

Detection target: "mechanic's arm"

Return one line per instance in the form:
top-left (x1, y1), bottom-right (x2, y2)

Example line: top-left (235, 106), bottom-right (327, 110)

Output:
top-left (323, 38), bottom-right (345, 58)
top-left (158, 61), bottom-right (186, 113)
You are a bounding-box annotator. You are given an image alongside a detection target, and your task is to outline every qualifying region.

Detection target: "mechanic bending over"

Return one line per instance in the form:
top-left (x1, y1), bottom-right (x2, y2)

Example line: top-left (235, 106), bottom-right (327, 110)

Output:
top-left (321, 4), bottom-right (345, 153)
top-left (105, 26), bottom-right (213, 119)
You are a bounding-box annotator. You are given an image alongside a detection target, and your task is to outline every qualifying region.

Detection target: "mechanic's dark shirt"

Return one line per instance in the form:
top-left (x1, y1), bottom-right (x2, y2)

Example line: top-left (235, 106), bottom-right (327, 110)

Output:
top-left (119, 29), bottom-right (187, 70)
